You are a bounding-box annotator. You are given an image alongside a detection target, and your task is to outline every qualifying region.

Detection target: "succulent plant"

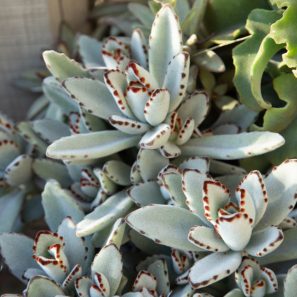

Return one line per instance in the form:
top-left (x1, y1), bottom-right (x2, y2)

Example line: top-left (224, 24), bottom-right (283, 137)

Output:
top-left (2, 1), bottom-right (297, 297)
top-left (43, 5), bottom-right (284, 164)
top-left (126, 159), bottom-right (297, 290)
top-left (0, 217), bottom-right (93, 295)
top-left (0, 113), bottom-right (49, 233)
top-left (235, 257), bottom-right (278, 296)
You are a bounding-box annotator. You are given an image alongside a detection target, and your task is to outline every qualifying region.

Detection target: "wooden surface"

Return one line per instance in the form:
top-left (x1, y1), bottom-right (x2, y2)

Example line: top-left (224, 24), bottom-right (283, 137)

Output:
top-left (0, 0), bottom-right (89, 121)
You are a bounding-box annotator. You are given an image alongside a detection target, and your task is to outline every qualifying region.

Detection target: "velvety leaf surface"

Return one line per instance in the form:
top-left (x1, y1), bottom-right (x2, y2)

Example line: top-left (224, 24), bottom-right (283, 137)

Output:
top-left (127, 205), bottom-right (203, 251)
top-left (42, 180), bottom-right (84, 231)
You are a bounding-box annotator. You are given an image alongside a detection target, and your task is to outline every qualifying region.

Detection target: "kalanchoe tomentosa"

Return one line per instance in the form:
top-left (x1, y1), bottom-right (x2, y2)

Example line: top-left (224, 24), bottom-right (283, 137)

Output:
top-left (44, 5), bottom-right (284, 163)
top-left (127, 159), bottom-right (297, 292)
top-left (0, 113), bottom-right (49, 233)
top-left (0, 217), bottom-right (93, 296)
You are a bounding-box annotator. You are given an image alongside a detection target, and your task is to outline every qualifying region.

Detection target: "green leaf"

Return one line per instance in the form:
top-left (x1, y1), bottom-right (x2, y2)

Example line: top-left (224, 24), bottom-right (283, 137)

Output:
top-left (204, 0), bottom-right (270, 36)
top-left (43, 50), bottom-right (89, 81)
top-left (126, 205), bottom-right (203, 251)
top-left (46, 131), bottom-right (141, 161)
top-left (255, 74), bottom-right (297, 133)
top-left (42, 180), bottom-right (84, 231)
top-left (270, 0), bottom-right (297, 72)
top-left (233, 9), bottom-right (282, 111)
top-left (182, 0), bottom-right (207, 36)
top-left (181, 132), bottom-right (285, 160)
top-left (0, 191), bottom-right (25, 233)
top-left (194, 50), bottom-right (225, 73)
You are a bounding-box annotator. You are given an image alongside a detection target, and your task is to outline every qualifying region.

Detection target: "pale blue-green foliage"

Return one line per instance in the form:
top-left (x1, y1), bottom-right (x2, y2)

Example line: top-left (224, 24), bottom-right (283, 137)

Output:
top-left (0, 217), bottom-right (93, 295)
top-left (127, 159), bottom-right (297, 291)
top-left (2, 3), bottom-right (297, 297)
top-left (0, 113), bottom-right (48, 233)
top-left (42, 5), bottom-right (284, 163)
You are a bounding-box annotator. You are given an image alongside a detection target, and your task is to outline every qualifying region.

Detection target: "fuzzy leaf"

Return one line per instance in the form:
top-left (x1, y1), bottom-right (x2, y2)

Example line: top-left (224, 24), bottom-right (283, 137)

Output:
top-left (245, 226), bottom-right (284, 257)
top-left (77, 35), bottom-right (104, 68)
top-left (58, 217), bottom-right (92, 272)
top-left (33, 159), bottom-right (72, 187)
top-left (103, 160), bottom-right (131, 186)
top-left (181, 132), bottom-right (285, 160)
top-left (43, 50), bottom-right (89, 81)
top-left (257, 159), bottom-right (297, 229)
top-left (0, 190), bottom-right (25, 233)
top-left (137, 149), bottom-right (169, 181)
top-left (140, 124), bottom-right (171, 149)
top-left (182, 0), bottom-right (207, 35)
top-left (4, 155), bottom-right (32, 187)
top-left (24, 276), bottom-right (64, 297)
top-left (189, 226), bottom-right (229, 252)
top-left (194, 50), bottom-right (225, 73)
top-left (91, 244), bottom-right (123, 296)
top-left (233, 9), bottom-right (282, 111)
top-left (284, 265), bottom-right (297, 297)
top-left (0, 139), bottom-right (20, 170)
top-left (182, 169), bottom-right (209, 224)
top-left (33, 119), bottom-right (70, 143)
top-left (204, 0), bottom-right (269, 36)
top-left (260, 227), bottom-right (297, 265)
top-left (0, 233), bottom-right (38, 282)
top-left (128, 3), bottom-right (154, 28)
top-left (47, 131), bottom-right (141, 161)
top-left (131, 29), bottom-right (148, 69)
top-left (127, 205), bottom-right (203, 251)
top-left (42, 180), bottom-right (84, 231)
top-left (64, 77), bottom-right (122, 120)
top-left (42, 76), bottom-right (78, 115)
top-left (270, 0), bottom-right (297, 71)
top-left (164, 52), bottom-right (190, 112)
top-left (109, 115), bottom-right (150, 135)
top-left (144, 89), bottom-right (170, 126)
top-left (178, 92), bottom-right (209, 127)
top-left (128, 181), bottom-right (165, 207)
top-left (149, 5), bottom-right (182, 86)
top-left (189, 252), bottom-right (242, 289)
top-left (76, 191), bottom-right (134, 237)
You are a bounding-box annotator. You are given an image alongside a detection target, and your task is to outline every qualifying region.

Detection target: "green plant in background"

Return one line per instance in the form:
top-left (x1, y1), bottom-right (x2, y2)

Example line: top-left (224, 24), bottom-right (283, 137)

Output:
top-left (233, 0), bottom-right (297, 169)
top-left (1, 1), bottom-right (297, 297)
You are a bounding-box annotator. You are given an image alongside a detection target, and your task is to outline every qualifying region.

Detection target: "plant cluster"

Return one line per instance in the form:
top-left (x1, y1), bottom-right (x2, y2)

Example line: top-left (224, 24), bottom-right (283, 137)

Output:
top-left (1, 1), bottom-right (297, 297)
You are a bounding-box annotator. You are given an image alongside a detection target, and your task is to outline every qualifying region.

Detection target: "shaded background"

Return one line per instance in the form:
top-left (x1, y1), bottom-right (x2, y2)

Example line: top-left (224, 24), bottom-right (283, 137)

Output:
top-left (0, 0), bottom-right (89, 121)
